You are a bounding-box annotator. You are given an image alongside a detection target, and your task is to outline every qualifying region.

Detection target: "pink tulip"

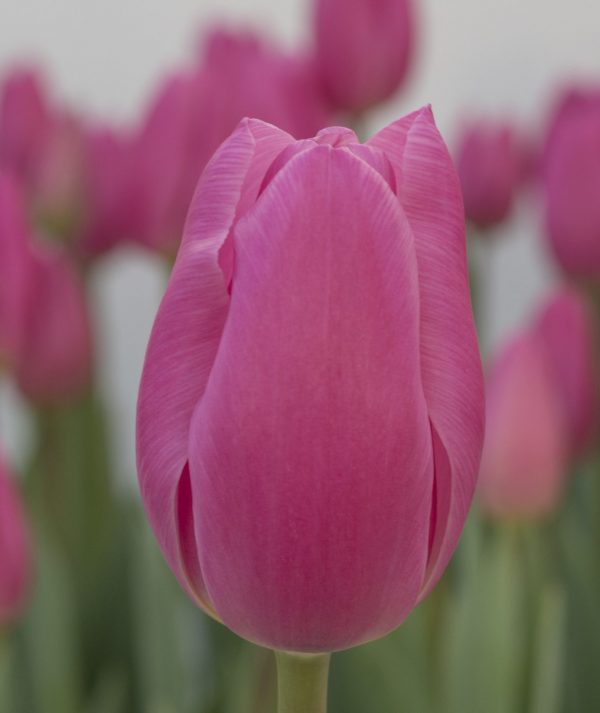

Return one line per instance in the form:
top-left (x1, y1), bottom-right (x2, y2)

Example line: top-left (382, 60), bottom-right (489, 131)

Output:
top-left (131, 30), bottom-right (332, 252)
top-left (456, 120), bottom-right (522, 230)
top-left (534, 287), bottom-right (597, 456)
top-left (0, 67), bottom-right (52, 185)
top-left (543, 88), bottom-right (600, 277)
top-left (31, 111), bottom-right (86, 237)
top-left (314, 0), bottom-right (414, 113)
top-left (79, 125), bottom-right (134, 256)
top-left (137, 108), bottom-right (484, 652)
top-left (479, 332), bottom-right (568, 519)
top-left (0, 451), bottom-right (32, 628)
top-left (0, 173), bottom-right (92, 402)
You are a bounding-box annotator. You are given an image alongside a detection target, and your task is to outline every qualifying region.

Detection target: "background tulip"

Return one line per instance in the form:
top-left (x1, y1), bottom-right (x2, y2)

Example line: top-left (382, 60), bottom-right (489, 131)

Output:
top-left (137, 108), bottom-right (484, 653)
top-left (0, 173), bottom-right (92, 402)
top-left (456, 120), bottom-right (522, 230)
top-left (543, 88), bottom-right (600, 277)
top-left (0, 451), bottom-right (32, 628)
top-left (130, 30), bottom-right (331, 252)
top-left (314, 0), bottom-right (414, 113)
top-left (0, 67), bottom-right (51, 186)
top-left (479, 332), bottom-right (568, 519)
top-left (534, 287), bottom-right (597, 456)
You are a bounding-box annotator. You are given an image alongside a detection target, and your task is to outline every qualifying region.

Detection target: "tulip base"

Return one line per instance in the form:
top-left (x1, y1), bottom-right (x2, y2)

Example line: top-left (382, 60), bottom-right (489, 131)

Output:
top-left (275, 650), bottom-right (331, 713)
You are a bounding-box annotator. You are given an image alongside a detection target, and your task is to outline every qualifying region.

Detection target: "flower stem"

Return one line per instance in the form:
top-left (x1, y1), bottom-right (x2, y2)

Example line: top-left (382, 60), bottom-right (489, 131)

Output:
top-left (275, 651), bottom-right (331, 713)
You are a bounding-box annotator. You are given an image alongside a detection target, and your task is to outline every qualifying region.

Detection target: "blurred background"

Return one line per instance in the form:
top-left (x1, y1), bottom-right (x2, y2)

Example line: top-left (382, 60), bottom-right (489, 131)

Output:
top-left (1, 1), bottom-right (600, 712)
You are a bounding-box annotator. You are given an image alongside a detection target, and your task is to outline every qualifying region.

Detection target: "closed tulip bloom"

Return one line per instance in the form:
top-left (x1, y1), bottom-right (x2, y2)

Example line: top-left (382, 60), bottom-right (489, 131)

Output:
top-left (0, 174), bottom-right (92, 402)
top-left (0, 67), bottom-right (51, 185)
top-left (456, 121), bottom-right (522, 230)
top-left (314, 0), bottom-right (414, 113)
top-left (0, 452), bottom-right (32, 628)
top-left (79, 126), bottom-right (134, 256)
top-left (544, 88), bottom-right (600, 277)
top-left (534, 287), bottom-right (597, 456)
top-left (137, 107), bottom-right (484, 653)
top-left (479, 333), bottom-right (568, 519)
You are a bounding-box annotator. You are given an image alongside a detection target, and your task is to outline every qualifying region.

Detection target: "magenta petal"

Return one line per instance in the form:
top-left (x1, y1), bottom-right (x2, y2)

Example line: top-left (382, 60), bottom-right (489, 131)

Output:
top-left (535, 288), bottom-right (598, 455)
top-left (136, 119), bottom-right (292, 611)
top-left (188, 146), bottom-right (433, 652)
top-left (370, 107), bottom-right (485, 596)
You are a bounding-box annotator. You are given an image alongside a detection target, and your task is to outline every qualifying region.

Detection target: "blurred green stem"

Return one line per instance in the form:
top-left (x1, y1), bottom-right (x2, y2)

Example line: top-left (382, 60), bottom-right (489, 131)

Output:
top-left (275, 651), bottom-right (330, 713)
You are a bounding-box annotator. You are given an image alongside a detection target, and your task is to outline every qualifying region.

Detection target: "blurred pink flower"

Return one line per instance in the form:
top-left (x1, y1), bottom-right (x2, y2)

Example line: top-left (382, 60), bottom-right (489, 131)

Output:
top-left (130, 30), bottom-right (332, 252)
top-left (479, 287), bottom-right (597, 519)
top-left (479, 331), bottom-right (568, 519)
top-left (79, 125), bottom-right (135, 256)
top-left (0, 173), bottom-right (92, 403)
top-left (0, 451), bottom-right (32, 628)
top-left (0, 67), bottom-right (52, 185)
top-left (137, 108), bottom-right (484, 652)
top-left (534, 287), bottom-right (597, 456)
top-left (456, 120), bottom-right (522, 230)
top-left (543, 88), bottom-right (600, 277)
top-left (314, 0), bottom-right (414, 113)
top-left (32, 111), bottom-right (86, 237)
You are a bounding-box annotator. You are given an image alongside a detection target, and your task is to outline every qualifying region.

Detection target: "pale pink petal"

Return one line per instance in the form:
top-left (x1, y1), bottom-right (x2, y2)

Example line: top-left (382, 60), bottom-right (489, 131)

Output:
top-left (188, 146), bottom-right (433, 652)
top-left (136, 119), bottom-right (292, 612)
top-left (370, 107), bottom-right (485, 596)
top-left (479, 333), bottom-right (568, 518)
top-left (535, 287), bottom-right (598, 455)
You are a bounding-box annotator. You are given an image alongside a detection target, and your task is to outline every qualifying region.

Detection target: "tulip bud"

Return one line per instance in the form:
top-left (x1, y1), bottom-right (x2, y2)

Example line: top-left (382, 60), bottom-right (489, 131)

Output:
top-left (0, 452), bottom-right (32, 628)
top-left (31, 111), bottom-right (86, 240)
top-left (534, 287), bottom-right (597, 456)
top-left (137, 108), bottom-right (484, 652)
top-left (456, 120), bottom-right (522, 230)
top-left (314, 0), bottom-right (414, 113)
top-left (479, 332), bottom-right (569, 519)
top-left (79, 126), bottom-right (134, 256)
top-left (543, 88), bottom-right (600, 278)
top-left (0, 173), bottom-right (92, 402)
top-left (0, 67), bottom-right (51, 185)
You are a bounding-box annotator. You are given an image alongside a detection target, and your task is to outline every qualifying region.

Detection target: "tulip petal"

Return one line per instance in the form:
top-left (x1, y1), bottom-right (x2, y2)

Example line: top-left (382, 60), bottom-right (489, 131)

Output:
top-left (188, 146), bottom-right (433, 652)
top-left (136, 119), bottom-right (293, 611)
top-left (370, 107), bottom-right (484, 596)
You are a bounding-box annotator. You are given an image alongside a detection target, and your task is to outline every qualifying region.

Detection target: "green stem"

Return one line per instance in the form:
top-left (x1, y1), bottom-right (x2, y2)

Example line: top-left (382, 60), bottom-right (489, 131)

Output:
top-left (275, 651), bottom-right (331, 713)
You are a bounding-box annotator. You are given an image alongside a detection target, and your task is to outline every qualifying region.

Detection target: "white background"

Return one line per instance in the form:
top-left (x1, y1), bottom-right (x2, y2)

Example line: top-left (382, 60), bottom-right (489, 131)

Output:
top-left (1, 0), bottom-right (599, 480)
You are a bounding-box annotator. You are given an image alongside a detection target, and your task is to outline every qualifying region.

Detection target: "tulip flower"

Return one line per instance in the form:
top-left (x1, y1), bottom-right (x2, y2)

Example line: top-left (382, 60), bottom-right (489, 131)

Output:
top-left (543, 88), bottom-right (600, 278)
top-left (0, 172), bottom-right (92, 402)
top-left (79, 125), bottom-right (134, 256)
top-left (314, 0), bottom-right (414, 113)
top-left (479, 332), bottom-right (568, 519)
top-left (534, 287), bottom-right (597, 456)
top-left (0, 451), bottom-right (32, 628)
top-left (456, 120), bottom-right (522, 230)
top-left (130, 30), bottom-right (331, 252)
top-left (0, 67), bottom-right (51, 185)
top-left (137, 107), bottom-right (484, 656)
